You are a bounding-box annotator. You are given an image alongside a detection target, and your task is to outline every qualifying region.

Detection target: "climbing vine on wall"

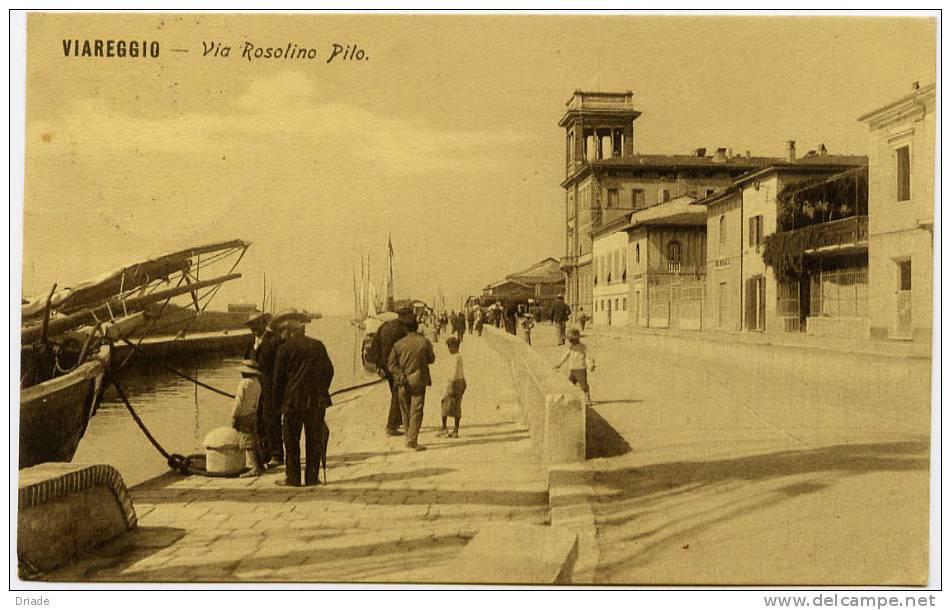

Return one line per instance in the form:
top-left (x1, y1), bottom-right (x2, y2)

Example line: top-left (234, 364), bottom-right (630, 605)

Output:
top-left (775, 167), bottom-right (868, 232)
top-left (763, 166), bottom-right (868, 279)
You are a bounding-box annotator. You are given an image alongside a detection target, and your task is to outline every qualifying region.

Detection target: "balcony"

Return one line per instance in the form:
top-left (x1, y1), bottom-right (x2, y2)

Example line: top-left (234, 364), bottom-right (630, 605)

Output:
top-left (763, 216), bottom-right (869, 279)
top-left (667, 261), bottom-right (682, 273)
top-left (795, 215), bottom-right (869, 255)
top-left (559, 255), bottom-right (577, 271)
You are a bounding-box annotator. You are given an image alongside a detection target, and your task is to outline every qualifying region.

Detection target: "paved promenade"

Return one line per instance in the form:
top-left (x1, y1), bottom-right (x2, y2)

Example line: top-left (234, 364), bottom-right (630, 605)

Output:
top-left (531, 322), bottom-right (932, 585)
top-left (47, 333), bottom-right (548, 583)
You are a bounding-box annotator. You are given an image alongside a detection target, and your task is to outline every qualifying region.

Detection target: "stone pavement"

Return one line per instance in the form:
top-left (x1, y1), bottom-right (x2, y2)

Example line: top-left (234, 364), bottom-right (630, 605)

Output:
top-left (45, 332), bottom-right (548, 583)
top-left (532, 322), bottom-right (932, 585)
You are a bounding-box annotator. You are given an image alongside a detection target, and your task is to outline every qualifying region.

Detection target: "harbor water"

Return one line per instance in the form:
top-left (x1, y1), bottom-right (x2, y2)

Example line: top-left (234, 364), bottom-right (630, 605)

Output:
top-left (73, 316), bottom-right (373, 486)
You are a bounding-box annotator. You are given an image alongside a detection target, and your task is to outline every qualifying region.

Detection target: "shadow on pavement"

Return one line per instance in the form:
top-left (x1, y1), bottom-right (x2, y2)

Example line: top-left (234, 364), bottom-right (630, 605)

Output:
top-left (586, 406), bottom-right (633, 459)
top-left (331, 467), bottom-right (456, 485)
top-left (588, 439), bottom-right (930, 580)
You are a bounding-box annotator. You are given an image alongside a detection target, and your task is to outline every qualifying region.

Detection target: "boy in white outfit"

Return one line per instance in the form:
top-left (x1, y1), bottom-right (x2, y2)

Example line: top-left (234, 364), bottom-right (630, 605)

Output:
top-left (553, 327), bottom-right (595, 406)
top-left (439, 336), bottom-right (466, 438)
top-left (232, 359), bottom-right (264, 477)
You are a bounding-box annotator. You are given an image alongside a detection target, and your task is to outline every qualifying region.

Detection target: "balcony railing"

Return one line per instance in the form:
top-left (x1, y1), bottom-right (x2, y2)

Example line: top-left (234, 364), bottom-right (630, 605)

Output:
top-left (667, 261), bottom-right (682, 273)
top-left (788, 215), bottom-right (869, 253)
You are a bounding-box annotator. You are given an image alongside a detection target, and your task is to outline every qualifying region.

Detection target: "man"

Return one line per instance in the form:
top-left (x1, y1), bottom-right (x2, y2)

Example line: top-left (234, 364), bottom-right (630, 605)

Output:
top-left (453, 310), bottom-right (466, 343)
top-left (244, 312), bottom-right (282, 467)
top-left (272, 309), bottom-right (334, 487)
top-left (366, 307), bottom-right (414, 436)
top-left (552, 296), bottom-right (572, 345)
top-left (387, 317), bottom-right (436, 451)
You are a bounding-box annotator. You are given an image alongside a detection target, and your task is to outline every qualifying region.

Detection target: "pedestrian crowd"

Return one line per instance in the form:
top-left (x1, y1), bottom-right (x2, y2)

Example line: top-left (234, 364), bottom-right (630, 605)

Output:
top-left (230, 295), bottom-right (592, 486)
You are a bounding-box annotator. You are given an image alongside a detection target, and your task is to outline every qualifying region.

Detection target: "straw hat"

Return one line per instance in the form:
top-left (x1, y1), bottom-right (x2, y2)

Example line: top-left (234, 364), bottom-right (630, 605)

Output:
top-left (244, 311), bottom-right (272, 327)
top-left (274, 308), bottom-right (308, 328)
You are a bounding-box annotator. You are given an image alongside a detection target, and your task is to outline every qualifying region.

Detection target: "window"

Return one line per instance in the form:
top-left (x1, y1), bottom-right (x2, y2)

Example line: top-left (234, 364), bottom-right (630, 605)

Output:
top-left (607, 188), bottom-right (618, 208)
top-left (898, 260), bottom-right (912, 291)
top-left (632, 189), bottom-right (645, 209)
top-left (615, 298), bottom-right (619, 310)
top-left (705, 188), bottom-right (717, 197)
top-left (719, 215), bottom-right (727, 253)
top-left (748, 215), bottom-right (764, 251)
top-left (606, 252), bottom-right (612, 283)
top-left (622, 298), bottom-right (627, 311)
top-left (658, 188), bottom-right (671, 204)
top-left (635, 243), bottom-right (640, 263)
top-left (896, 146), bottom-right (911, 201)
top-left (667, 240), bottom-right (682, 263)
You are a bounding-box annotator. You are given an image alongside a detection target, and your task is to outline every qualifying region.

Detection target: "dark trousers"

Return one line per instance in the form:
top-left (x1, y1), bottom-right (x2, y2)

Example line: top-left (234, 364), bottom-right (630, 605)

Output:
top-left (385, 375), bottom-right (403, 432)
top-left (264, 401), bottom-right (284, 461)
top-left (283, 409), bottom-right (323, 486)
top-left (556, 321), bottom-right (566, 344)
top-left (398, 387), bottom-right (426, 446)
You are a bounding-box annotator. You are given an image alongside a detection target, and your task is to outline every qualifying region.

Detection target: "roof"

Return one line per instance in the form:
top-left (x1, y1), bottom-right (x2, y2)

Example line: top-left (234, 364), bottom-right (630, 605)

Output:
top-left (630, 195), bottom-right (707, 228)
top-left (561, 153), bottom-right (782, 188)
top-left (484, 279), bottom-right (532, 291)
top-left (505, 257), bottom-right (564, 284)
top-left (733, 155), bottom-right (868, 187)
top-left (858, 83), bottom-right (936, 123)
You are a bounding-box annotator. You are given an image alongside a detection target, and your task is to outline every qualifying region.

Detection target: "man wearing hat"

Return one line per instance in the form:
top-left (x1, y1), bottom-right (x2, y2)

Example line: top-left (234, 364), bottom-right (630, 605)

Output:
top-left (244, 311), bottom-right (282, 466)
top-left (272, 309), bottom-right (335, 486)
top-left (366, 306), bottom-right (415, 436)
top-left (551, 296), bottom-right (572, 346)
top-left (387, 316), bottom-right (436, 451)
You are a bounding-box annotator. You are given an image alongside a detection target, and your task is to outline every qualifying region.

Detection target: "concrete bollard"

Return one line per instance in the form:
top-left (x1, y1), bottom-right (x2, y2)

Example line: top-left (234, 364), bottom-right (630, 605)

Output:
top-left (203, 427), bottom-right (245, 474)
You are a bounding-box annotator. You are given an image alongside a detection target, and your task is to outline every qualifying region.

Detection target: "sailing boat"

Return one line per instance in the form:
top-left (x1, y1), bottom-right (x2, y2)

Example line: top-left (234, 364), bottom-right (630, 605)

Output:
top-left (19, 239), bottom-right (250, 468)
top-left (354, 237), bottom-right (397, 374)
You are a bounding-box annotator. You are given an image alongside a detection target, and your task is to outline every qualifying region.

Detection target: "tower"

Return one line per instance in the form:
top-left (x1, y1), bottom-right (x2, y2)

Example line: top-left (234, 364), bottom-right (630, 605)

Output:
top-left (558, 90), bottom-right (641, 177)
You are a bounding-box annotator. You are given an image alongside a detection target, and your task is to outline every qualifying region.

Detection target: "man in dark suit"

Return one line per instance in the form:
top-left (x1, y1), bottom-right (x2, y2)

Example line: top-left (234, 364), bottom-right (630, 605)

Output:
top-left (272, 309), bottom-right (334, 487)
top-left (551, 296), bottom-right (572, 345)
top-left (366, 307), bottom-right (414, 436)
top-left (244, 312), bottom-right (283, 466)
top-left (387, 317), bottom-right (435, 451)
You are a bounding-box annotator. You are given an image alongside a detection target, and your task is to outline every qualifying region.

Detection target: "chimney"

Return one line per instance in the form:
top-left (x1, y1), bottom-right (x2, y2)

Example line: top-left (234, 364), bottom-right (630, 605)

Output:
top-left (713, 147), bottom-right (727, 162)
top-left (745, 150), bottom-right (751, 159)
top-left (818, 143), bottom-right (828, 156)
top-left (694, 147), bottom-right (706, 157)
top-left (786, 140), bottom-right (797, 162)
top-left (912, 81), bottom-right (920, 90)
top-left (727, 148), bottom-right (733, 159)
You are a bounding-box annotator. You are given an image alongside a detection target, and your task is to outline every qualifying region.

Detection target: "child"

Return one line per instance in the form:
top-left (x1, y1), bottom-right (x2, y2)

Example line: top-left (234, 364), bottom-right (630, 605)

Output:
top-left (232, 359), bottom-right (265, 477)
top-left (520, 314), bottom-right (535, 345)
top-left (439, 336), bottom-right (467, 438)
top-left (553, 327), bottom-right (595, 406)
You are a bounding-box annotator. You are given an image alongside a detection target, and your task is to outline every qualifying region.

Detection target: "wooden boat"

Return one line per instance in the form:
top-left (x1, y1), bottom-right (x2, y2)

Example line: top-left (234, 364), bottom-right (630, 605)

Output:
top-left (18, 344), bottom-right (110, 468)
top-left (19, 240), bottom-right (250, 469)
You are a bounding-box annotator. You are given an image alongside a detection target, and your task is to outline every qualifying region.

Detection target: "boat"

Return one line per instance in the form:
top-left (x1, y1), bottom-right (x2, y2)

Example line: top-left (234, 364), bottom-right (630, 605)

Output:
top-left (354, 237), bottom-right (398, 374)
top-left (18, 239), bottom-right (250, 468)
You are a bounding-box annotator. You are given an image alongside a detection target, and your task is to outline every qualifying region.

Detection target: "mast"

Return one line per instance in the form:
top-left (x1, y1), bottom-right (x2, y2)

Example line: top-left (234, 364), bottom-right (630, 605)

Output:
top-left (385, 233), bottom-right (395, 311)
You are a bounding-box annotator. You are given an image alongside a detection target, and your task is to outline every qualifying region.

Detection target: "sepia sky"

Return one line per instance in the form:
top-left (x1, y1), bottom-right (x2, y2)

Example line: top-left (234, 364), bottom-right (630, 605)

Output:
top-left (22, 13), bottom-right (936, 315)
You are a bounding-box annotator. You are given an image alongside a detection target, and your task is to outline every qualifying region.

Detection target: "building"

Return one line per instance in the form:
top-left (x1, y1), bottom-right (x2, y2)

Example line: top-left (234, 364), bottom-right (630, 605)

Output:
top-left (482, 257), bottom-right (565, 309)
top-left (737, 145), bottom-right (868, 337)
top-left (558, 89), bottom-right (778, 315)
top-left (859, 82), bottom-right (935, 343)
top-left (703, 187), bottom-right (744, 331)
top-left (626, 195), bottom-right (707, 330)
top-left (591, 195), bottom-right (707, 329)
top-left (591, 216), bottom-right (630, 326)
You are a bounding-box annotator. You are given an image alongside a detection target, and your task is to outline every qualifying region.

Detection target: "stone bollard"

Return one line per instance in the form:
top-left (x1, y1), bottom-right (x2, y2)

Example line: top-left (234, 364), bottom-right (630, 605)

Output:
top-left (203, 427), bottom-right (246, 474)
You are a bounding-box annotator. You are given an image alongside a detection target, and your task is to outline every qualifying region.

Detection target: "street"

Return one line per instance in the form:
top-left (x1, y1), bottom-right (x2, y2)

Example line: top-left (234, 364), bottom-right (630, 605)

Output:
top-left (532, 324), bottom-right (933, 585)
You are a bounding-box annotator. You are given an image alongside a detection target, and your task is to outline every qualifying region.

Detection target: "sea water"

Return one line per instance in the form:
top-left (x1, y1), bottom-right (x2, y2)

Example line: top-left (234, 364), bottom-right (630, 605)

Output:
top-left (72, 316), bottom-right (371, 486)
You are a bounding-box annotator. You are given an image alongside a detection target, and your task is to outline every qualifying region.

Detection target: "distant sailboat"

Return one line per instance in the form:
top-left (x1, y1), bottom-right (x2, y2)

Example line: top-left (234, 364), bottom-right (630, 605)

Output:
top-left (353, 236), bottom-right (398, 374)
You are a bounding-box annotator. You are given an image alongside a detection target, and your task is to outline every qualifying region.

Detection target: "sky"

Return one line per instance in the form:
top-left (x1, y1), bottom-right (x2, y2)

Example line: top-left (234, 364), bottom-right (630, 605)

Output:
top-left (22, 13), bottom-right (936, 316)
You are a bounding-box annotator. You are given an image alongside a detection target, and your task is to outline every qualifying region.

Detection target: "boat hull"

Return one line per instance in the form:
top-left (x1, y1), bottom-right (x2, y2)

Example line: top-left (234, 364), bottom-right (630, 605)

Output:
top-left (18, 346), bottom-right (109, 469)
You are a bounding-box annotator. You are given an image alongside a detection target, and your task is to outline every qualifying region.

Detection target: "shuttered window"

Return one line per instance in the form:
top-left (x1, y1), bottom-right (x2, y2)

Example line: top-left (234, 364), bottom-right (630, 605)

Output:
top-left (896, 146), bottom-right (911, 201)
